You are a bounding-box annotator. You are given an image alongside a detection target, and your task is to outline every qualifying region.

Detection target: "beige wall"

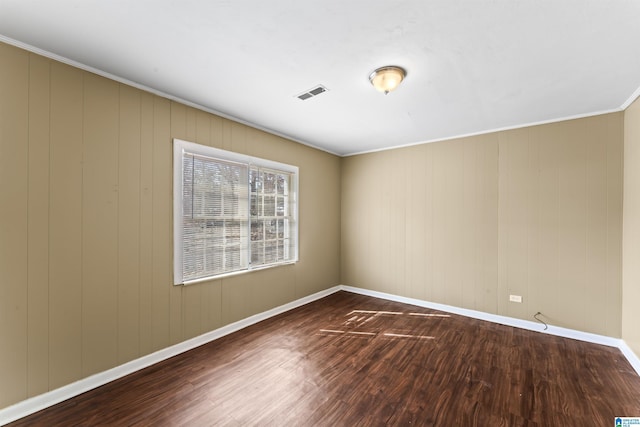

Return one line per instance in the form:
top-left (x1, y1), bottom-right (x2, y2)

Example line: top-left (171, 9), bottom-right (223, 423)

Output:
top-left (0, 42), bottom-right (341, 410)
top-left (342, 113), bottom-right (624, 336)
top-left (623, 97), bottom-right (640, 357)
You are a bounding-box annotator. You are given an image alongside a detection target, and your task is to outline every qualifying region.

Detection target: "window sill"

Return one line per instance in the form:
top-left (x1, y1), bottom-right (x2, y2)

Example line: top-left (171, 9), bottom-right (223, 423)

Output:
top-left (177, 260), bottom-right (298, 286)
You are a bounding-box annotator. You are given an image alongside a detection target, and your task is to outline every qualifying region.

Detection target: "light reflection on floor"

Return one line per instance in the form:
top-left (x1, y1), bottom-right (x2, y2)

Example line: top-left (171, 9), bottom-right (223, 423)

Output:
top-left (317, 308), bottom-right (448, 340)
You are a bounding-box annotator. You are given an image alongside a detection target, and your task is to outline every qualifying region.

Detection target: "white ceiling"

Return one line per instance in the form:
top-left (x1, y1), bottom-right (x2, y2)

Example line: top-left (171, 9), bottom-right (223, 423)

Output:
top-left (1, 0), bottom-right (640, 156)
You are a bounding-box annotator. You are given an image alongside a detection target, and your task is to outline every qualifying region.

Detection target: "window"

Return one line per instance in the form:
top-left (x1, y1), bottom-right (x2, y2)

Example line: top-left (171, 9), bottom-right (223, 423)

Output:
top-left (173, 139), bottom-right (298, 285)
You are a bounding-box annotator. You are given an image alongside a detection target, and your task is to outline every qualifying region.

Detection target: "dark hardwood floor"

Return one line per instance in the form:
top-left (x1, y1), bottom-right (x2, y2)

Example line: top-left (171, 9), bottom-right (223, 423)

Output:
top-left (9, 291), bottom-right (640, 426)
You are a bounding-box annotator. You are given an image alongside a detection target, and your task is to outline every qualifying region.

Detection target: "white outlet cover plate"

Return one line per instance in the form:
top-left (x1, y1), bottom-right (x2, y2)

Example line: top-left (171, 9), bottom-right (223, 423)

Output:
top-left (509, 295), bottom-right (523, 303)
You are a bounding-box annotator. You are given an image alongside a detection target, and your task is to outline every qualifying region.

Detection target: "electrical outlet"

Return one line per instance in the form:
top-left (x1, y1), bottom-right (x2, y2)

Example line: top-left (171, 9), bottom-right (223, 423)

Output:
top-left (509, 294), bottom-right (523, 303)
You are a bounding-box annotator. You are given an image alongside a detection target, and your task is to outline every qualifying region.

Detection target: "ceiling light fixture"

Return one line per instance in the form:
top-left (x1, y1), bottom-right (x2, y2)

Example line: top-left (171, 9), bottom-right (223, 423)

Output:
top-left (369, 66), bottom-right (406, 94)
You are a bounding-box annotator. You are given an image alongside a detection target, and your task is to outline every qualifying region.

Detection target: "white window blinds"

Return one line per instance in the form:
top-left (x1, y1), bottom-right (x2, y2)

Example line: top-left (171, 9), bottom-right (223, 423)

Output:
top-left (182, 154), bottom-right (249, 280)
top-left (174, 139), bottom-right (298, 285)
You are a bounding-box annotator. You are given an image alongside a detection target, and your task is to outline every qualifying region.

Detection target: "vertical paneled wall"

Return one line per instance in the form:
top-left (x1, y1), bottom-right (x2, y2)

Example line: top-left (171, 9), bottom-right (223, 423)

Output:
top-left (342, 113), bottom-right (623, 337)
top-left (0, 42), bottom-right (341, 410)
top-left (342, 136), bottom-right (499, 312)
top-left (0, 41), bottom-right (29, 409)
top-left (623, 97), bottom-right (640, 357)
top-left (496, 116), bottom-right (622, 334)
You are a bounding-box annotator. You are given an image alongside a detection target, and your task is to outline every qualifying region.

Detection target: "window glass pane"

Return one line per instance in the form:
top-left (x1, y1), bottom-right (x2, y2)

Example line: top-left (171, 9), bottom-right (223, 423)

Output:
top-left (263, 195), bottom-right (276, 217)
top-left (277, 219), bottom-right (285, 239)
top-left (277, 240), bottom-right (285, 260)
top-left (251, 220), bottom-right (264, 241)
top-left (277, 174), bottom-right (286, 195)
top-left (265, 219), bottom-right (278, 240)
top-left (276, 196), bottom-right (285, 216)
top-left (251, 241), bottom-right (264, 265)
top-left (263, 171), bottom-right (276, 194)
top-left (251, 194), bottom-right (261, 216)
top-left (264, 240), bottom-right (278, 264)
top-left (249, 168), bottom-right (261, 193)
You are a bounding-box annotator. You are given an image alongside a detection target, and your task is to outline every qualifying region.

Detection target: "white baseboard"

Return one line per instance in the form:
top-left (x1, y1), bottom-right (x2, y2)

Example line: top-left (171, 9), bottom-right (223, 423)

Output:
top-left (0, 285), bottom-right (341, 426)
top-left (339, 285), bottom-right (640, 376)
top-left (619, 340), bottom-right (640, 376)
top-left (2, 284), bottom-right (639, 425)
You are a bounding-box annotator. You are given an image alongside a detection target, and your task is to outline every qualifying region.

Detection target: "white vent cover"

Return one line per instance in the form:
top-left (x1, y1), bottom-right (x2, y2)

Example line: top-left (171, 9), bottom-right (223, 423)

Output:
top-left (296, 85), bottom-right (328, 100)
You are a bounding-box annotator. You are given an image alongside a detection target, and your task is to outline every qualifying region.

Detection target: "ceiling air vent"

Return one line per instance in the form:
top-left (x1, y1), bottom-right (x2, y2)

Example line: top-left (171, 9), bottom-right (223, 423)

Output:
top-left (296, 85), bottom-right (328, 100)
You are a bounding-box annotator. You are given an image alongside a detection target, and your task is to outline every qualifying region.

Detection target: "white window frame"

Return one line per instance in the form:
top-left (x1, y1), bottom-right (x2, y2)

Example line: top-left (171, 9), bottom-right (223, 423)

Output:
top-left (173, 138), bottom-right (298, 285)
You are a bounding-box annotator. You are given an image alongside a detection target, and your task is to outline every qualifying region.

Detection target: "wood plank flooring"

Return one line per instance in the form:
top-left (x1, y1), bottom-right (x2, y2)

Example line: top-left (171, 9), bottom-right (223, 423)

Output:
top-left (9, 291), bottom-right (640, 426)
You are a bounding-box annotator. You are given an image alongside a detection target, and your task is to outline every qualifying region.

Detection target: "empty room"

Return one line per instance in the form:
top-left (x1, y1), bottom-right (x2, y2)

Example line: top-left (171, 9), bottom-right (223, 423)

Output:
top-left (1, 1), bottom-right (640, 426)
